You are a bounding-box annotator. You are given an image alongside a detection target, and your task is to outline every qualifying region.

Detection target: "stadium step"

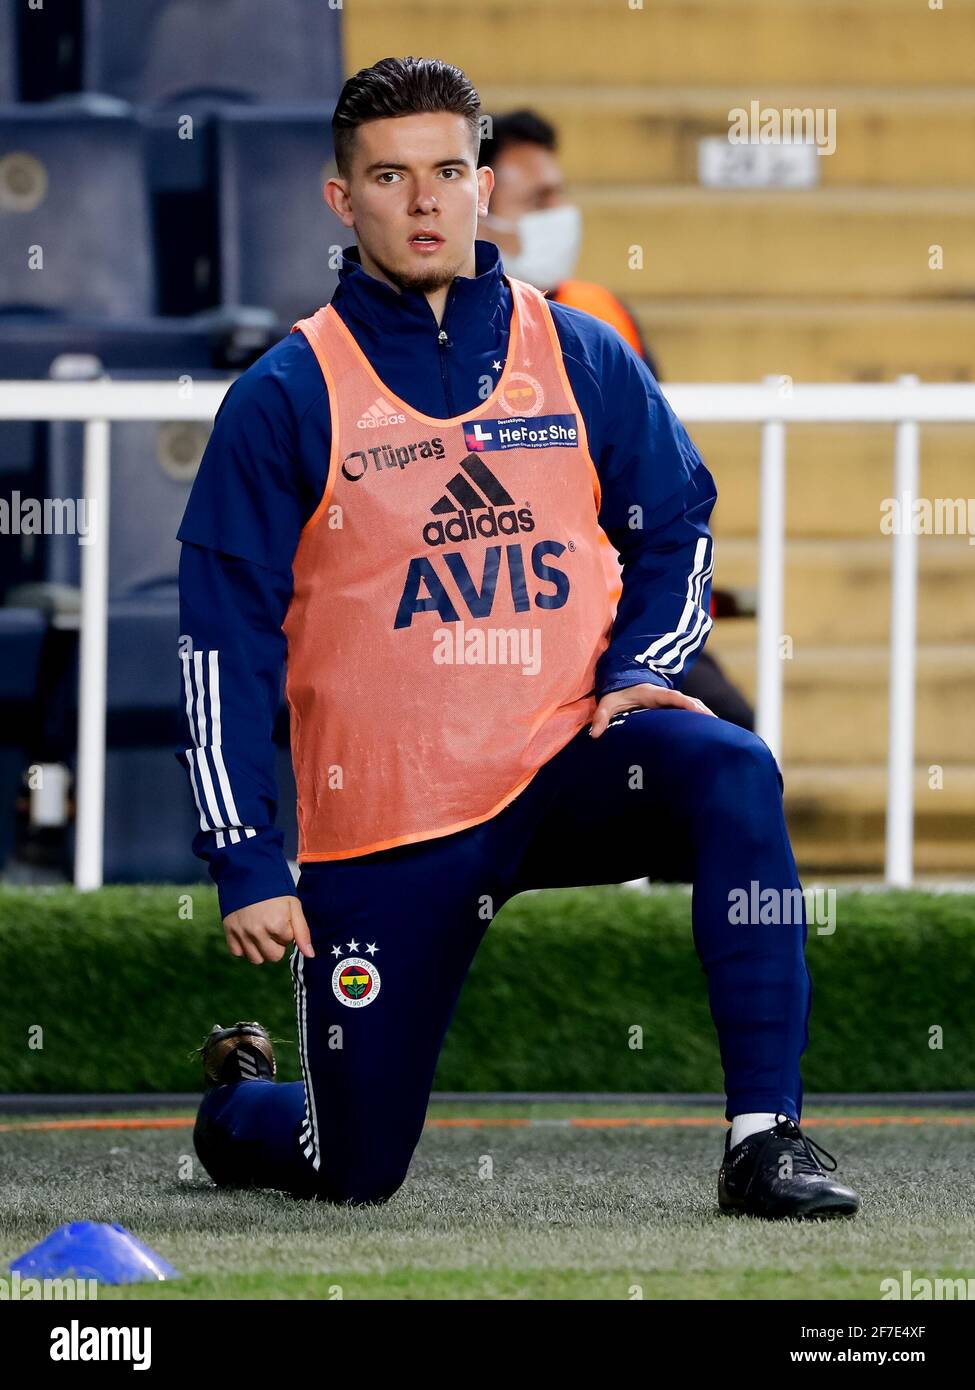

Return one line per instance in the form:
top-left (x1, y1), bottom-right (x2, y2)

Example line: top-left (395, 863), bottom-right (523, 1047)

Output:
top-left (691, 424), bottom-right (975, 538)
top-left (712, 643), bottom-right (975, 765)
top-left (571, 187), bottom-right (975, 298)
top-left (782, 764), bottom-right (975, 874)
top-left (346, 0), bottom-right (975, 87)
top-left (478, 85), bottom-right (975, 189)
top-left (631, 300), bottom-right (975, 384)
top-left (712, 537), bottom-right (975, 646)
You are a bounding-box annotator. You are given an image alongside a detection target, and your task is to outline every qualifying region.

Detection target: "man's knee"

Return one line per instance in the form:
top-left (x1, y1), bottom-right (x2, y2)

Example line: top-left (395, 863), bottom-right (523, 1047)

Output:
top-left (296, 1129), bottom-right (414, 1206)
top-left (699, 726), bottom-right (784, 823)
top-left (309, 1164), bottom-right (409, 1207)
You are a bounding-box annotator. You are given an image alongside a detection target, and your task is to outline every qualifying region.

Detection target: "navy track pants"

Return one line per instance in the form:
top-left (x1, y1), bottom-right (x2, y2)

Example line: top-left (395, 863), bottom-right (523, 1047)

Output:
top-left (194, 708), bottom-right (812, 1204)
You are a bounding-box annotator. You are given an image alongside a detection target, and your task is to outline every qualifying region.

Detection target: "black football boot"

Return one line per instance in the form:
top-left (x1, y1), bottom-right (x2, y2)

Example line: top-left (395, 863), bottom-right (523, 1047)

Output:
top-left (718, 1114), bottom-right (860, 1219)
top-left (198, 1021), bottom-right (276, 1091)
top-left (193, 1022), bottom-right (277, 1188)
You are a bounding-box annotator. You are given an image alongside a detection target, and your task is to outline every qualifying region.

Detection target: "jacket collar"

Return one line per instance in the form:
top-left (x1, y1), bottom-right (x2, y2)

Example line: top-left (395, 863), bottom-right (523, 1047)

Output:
top-left (330, 238), bottom-right (508, 337)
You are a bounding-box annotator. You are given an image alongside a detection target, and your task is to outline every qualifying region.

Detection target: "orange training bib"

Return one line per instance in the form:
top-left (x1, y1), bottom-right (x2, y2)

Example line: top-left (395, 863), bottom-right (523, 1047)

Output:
top-left (284, 275), bottom-right (615, 860)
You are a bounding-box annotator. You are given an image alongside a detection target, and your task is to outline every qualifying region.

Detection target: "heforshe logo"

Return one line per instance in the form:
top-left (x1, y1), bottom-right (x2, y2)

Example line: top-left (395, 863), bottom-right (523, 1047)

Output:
top-left (357, 396), bottom-right (407, 429)
top-left (465, 421), bottom-right (494, 450)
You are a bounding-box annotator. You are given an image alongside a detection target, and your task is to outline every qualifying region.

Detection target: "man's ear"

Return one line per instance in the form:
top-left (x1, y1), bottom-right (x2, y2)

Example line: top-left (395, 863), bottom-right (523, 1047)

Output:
top-left (325, 176), bottom-right (355, 228)
top-left (475, 164), bottom-right (495, 219)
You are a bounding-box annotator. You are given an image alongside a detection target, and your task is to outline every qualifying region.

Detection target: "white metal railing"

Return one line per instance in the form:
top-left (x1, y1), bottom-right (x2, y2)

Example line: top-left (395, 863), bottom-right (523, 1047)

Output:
top-left (1, 377), bottom-right (974, 892)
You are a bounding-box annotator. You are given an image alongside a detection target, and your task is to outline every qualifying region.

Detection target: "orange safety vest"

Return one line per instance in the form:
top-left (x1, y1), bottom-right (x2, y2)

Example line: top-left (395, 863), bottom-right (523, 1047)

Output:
top-left (284, 275), bottom-right (616, 861)
top-left (551, 280), bottom-right (644, 357)
top-left (551, 280), bottom-right (644, 613)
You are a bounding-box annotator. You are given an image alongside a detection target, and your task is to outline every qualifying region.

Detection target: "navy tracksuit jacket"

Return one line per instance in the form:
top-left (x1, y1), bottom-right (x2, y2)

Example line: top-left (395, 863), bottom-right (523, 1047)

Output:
top-left (177, 240), bottom-right (717, 917)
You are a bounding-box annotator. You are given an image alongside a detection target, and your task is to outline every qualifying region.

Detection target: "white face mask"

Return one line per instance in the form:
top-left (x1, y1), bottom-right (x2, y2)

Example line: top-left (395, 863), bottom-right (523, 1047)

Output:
top-left (483, 204), bottom-right (582, 291)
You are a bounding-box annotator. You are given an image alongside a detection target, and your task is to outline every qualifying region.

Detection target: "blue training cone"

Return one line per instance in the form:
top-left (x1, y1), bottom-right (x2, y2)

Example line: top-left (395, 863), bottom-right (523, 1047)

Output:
top-left (10, 1221), bottom-right (179, 1284)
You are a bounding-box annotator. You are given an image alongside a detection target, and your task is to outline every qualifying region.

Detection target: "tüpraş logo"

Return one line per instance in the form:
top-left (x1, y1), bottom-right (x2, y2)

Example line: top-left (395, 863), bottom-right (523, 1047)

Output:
top-left (342, 436), bottom-right (445, 482)
top-left (463, 413), bottom-right (579, 452)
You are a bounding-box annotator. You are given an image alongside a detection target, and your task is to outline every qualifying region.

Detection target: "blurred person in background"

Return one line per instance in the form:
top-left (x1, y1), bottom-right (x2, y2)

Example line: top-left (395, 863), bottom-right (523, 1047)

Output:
top-left (478, 109), bottom-right (754, 732)
top-left (477, 109), bottom-right (658, 370)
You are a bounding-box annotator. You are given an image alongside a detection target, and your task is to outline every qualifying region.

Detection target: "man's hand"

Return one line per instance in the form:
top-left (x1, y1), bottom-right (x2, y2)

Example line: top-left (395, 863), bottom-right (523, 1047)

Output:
top-left (590, 682), bottom-right (716, 738)
top-left (222, 894), bottom-right (315, 964)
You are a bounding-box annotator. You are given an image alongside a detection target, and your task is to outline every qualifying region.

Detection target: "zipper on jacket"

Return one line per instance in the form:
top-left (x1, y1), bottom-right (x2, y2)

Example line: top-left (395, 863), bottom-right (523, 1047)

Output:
top-left (437, 283), bottom-right (458, 417)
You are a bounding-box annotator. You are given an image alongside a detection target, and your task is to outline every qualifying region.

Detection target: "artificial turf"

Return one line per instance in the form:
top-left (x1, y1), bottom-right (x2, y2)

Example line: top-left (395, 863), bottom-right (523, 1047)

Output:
top-left (2, 1103), bottom-right (972, 1300)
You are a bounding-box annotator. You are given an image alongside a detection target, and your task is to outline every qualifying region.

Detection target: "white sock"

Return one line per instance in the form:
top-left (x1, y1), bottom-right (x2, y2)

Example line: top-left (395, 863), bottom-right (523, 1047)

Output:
top-left (730, 1112), bottom-right (780, 1148)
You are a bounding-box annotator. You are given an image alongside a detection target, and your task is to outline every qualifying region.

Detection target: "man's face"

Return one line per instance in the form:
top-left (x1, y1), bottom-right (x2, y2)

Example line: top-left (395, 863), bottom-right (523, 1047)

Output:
top-left (325, 112), bottom-right (493, 293)
top-left (479, 141), bottom-right (565, 255)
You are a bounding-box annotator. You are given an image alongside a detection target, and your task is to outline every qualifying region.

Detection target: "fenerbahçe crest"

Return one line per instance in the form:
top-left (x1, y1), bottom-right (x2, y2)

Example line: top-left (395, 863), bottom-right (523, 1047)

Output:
top-left (332, 956), bottom-right (382, 1009)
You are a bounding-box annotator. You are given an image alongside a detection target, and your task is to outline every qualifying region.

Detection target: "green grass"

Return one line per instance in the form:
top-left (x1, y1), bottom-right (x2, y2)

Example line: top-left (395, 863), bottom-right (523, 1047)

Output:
top-left (2, 1104), bottom-right (973, 1300)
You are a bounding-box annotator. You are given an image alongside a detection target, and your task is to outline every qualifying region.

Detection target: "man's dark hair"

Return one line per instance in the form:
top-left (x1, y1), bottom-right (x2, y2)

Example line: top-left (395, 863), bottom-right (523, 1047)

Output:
top-left (477, 109), bottom-right (557, 171)
top-left (332, 56), bottom-right (482, 178)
